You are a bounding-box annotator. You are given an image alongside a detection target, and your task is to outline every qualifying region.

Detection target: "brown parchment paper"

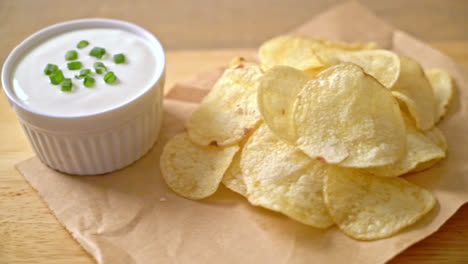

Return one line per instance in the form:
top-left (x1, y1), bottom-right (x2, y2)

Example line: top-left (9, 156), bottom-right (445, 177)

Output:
top-left (16, 2), bottom-right (468, 264)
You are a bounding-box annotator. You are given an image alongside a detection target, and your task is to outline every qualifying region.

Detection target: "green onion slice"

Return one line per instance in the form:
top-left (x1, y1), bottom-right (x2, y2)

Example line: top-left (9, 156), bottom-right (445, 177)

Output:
top-left (61, 78), bottom-right (72, 91)
top-left (77, 40), bottom-right (89, 49)
top-left (49, 70), bottom-right (64, 85)
top-left (44, 64), bottom-right (58, 75)
top-left (67, 61), bottom-right (82, 70)
top-left (104, 71), bottom-right (116, 84)
top-left (84, 76), bottom-right (95, 87)
top-left (75, 69), bottom-right (91, 79)
top-left (113, 53), bottom-right (125, 64)
top-left (89, 47), bottom-right (106, 59)
top-left (93, 62), bottom-right (107, 74)
top-left (65, 50), bottom-right (78, 61)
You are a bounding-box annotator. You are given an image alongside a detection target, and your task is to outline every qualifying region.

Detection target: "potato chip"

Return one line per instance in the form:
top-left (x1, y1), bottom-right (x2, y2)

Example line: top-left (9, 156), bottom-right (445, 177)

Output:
top-left (426, 68), bottom-right (454, 123)
top-left (294, 63), bottom-right (406, 167)
top-left (410, 126), bottom-right (448, 173)
top-left (221, 135), bottom-right (254, 197)
top-left (366, 115), bottom-right (446, 177)
top-left (257, 66), bottom-right (312, 142)
top-left (185, 61), bottom-right (263, 146)
top-left (222, 148), bottom-right (247, 196)
top-left (259, 35), bottom-right (324, 75)
top-left (241, 124), bottom-right (334, 228)
top-left (259, 35), bottom-right (377, 76)
top-left (317, 49), bottom-right (400, 88)
top-left (391, 56), bottom-right (436, 130)
top-left (424, 126), bottom-right (448, 152)
top-left (324, 166), bottom-right (436, 240)
top-left (160, 133), bottom-right (239, 199)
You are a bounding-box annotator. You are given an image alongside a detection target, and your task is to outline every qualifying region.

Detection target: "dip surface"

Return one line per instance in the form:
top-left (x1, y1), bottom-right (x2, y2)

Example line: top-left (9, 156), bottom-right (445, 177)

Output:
top-left (12, 28), bottom-right (158, 116)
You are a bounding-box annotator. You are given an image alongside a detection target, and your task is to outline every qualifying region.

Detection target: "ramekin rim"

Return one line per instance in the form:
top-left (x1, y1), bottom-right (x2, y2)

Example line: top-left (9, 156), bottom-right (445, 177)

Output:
top-left (1, 18), bottom-right (166, 120)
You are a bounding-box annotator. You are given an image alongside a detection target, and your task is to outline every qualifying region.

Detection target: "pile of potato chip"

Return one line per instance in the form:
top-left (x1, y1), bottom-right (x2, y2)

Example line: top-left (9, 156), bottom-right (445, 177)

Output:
top-left (160, 35), bottom-right (454, 240)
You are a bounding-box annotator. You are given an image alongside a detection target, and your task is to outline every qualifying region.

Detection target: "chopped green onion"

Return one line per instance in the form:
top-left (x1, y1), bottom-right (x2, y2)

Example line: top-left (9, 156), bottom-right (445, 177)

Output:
top-left (95, 67), bottom-right (106, 74)
top-left (104, 71), bottom-right (116, 84)
top-left (93, 62), bottom-right (107, 74)
top-left (49, 70), bottom-right (64, 85)
top-left (44, 64), bottom-right (58, 75)
top-left (84, 76), bottom-right (95, 87)
top-left (67, 61), bottom-right (82, 70)
top-left (61, 78), bottom-right (72, 91)
top-left (77, 40), bottom-right (89, 49)
top-left (89, 47), bottom-right (106, 59)
top-left (65, 50), bottom-right (78, 61)
top-left (75, 69), bottom-right (91, 79)
top-left (113, 53), bottom-right (125, 64)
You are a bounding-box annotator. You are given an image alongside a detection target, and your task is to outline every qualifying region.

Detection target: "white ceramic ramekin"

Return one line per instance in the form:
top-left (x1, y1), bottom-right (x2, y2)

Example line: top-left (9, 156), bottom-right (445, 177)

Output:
top-left (2, 18), bottom-right (165, 175)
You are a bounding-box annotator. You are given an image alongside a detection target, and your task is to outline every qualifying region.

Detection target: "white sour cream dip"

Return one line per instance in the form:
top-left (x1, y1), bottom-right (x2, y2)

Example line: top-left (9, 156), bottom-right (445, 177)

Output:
top-left (12, 28), bottom-right (158, 116)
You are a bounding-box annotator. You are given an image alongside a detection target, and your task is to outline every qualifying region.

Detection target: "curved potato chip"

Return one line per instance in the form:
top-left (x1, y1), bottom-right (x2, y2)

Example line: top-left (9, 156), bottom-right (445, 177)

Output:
top-left (294, 63), bottom-right (406, 167)
top-left (424, 126), bottom-right (448, 152)
top-left (324, 166), bottom-right (436, 240)
top-left (426, 68), bottom-right (454, 123)
top-left (391, 57), bottom-right (436, 130)
top-left (410, 126), bottom-right (448, 173)
top-left (221, 134), bottom-right (255, 197)
top-left (160, 133), bottom-right (239, 200)
top-left (222, 148), bottom-right (247, 196)
top-left (257, 66), bottom-right (312, 142)
top-left (186, 62), bottom-right (263, 146)
top-left (241, 124), bottom-right (334, 228)
top-left (259, 35), bottom-right (377, 76)
top-left (366, 115), bottom-right (446, 177)
top-left (318, 49), bottom-right (400, 88)
top-left (259, 35), bottom-right (323, 75)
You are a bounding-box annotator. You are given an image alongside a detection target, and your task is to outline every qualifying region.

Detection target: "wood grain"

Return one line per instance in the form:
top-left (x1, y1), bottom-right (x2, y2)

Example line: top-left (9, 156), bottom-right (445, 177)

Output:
top-left (1, 0), bottom-right (468, 263)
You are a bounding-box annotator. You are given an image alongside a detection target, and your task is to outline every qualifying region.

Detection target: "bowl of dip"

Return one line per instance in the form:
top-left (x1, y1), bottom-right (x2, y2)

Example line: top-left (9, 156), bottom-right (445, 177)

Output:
top-left (2, 18), bottom-right (165, 175)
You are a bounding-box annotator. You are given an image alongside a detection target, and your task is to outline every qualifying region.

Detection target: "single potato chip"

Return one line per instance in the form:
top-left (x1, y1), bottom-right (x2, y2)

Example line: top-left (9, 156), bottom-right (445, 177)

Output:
top-left (423, 126), bottom-right (448, 152)
top-left (257, 66), bottom-right (312, 142)
top-left (317, 49), bottom-right (400, 88)
top-left (324, 166), bottom-right (436, 240)
top-left (294, 63), bottom-right (406, 167)
top-left (241, 124), bottom-right (334, 228)
top-left (426, 68), bottom-right (454, 123)
top-left (222, 135), bottom-right (254, 197)
top-left (259, 35), bottom-right (377, 76)
top-left (259, 35), bottom-right (324, 75)
top-left (391, 56), bottom-right (436, 130)
top-left (366, 115), bottom-right (446, 177)
top-left (410, 126), bottom-right (448, 173)
top-left (160, 133), bottom-right (240, 200)
top-left (185, 61), bottom-right (263, 146)
top-left (222, 147), bottom-right (247, 196)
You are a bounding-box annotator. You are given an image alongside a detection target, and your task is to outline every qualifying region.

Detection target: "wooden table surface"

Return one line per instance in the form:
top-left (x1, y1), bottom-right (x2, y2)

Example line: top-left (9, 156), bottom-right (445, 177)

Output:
top-left (1, 1), bottom-right (467, 263)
